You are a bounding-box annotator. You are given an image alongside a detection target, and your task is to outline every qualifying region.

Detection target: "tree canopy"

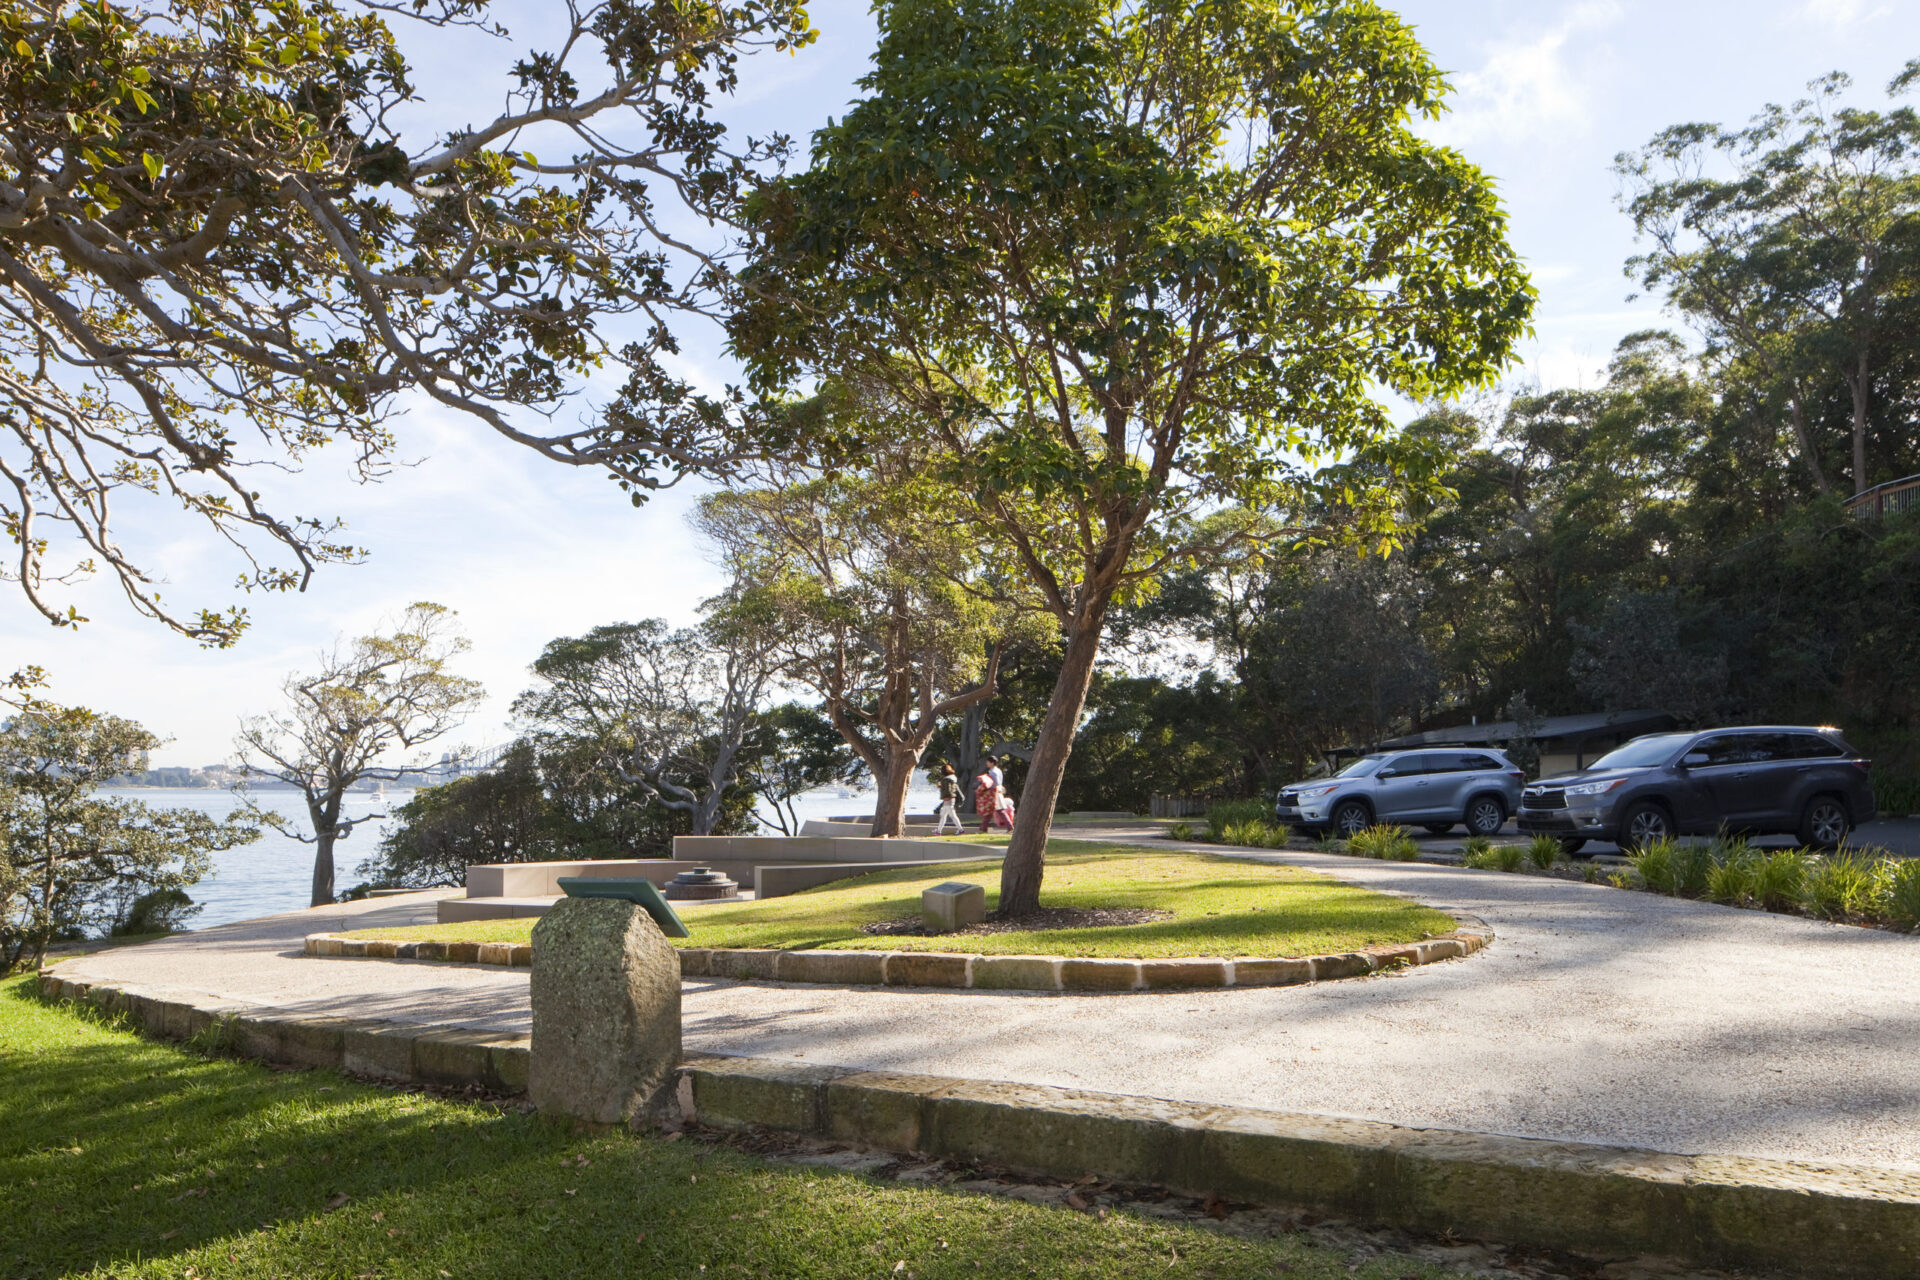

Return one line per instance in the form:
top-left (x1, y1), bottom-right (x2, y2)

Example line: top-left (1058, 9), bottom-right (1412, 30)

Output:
top-left (733, 0), bottom-right (1531, 909)
top-left (1, 0), bottom-right (812, 642)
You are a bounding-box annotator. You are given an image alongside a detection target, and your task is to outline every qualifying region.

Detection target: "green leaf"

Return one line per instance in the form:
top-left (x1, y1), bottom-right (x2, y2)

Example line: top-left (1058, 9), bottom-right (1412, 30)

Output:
top-left (142, 152), bottom-right (163, 182)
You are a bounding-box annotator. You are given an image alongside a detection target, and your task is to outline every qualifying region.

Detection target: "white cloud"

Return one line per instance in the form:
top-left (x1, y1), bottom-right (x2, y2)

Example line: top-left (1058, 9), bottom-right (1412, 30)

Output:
top-left (1425, 3), bottom-right (1623, 149)
top-left (1795, 0), bottom-right (1891, 27)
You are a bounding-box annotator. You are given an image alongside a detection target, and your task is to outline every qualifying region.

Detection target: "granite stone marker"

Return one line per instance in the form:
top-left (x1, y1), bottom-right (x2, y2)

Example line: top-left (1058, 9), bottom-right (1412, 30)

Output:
top-left (921, 881), bottom-right (987, 933)
top-left (530, 896), bottom-right (682, 1126)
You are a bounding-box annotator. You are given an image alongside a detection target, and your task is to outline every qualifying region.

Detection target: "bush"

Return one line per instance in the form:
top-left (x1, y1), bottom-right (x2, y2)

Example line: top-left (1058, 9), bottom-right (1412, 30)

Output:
top-left (112, 888), bottom-right (200, 936)
top-left (1493, 842), bottom-right (1525, 873)
top-left (1885, 858), bottom-right (1920, 930)
top-left (1314, 834), bottom-right (1349, 854)
top-left (1525, 834), bottom-right (1559, 871)
top-left (1462, 842), bottom-right (1501, 870)
top-left (1752, 849), bottom-right (1810, 912)
top-left (1869, 767), bottom-right (1920, 816)
top-left (1347, 825), bottom-right (1418, 861)
top-left (1216, 818), bottom-right (1290, 849)
top-left (1205, 799), bottom-right (1274, 839)
top-left (1802, 850), bottom-right (1881, 919)
top-left (1630, 838), bottom-right (1712, 897)
top-left (1705, 848), bottom-right (1758, 905)
top-left (1167, 821), bottom-right (1193, 841)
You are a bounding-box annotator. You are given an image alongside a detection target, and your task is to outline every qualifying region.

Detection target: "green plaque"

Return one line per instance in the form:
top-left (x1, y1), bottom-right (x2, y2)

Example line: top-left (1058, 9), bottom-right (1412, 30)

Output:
top-left (556, 876), bottom-right (692, 939)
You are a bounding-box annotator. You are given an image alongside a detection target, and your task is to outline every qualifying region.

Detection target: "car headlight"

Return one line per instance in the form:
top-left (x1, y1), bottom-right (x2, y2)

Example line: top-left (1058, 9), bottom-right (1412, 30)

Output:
top-left (1562, 778), bottom-right (1627, 798)
top-left (1294, 784), bottom-right (1340, 800)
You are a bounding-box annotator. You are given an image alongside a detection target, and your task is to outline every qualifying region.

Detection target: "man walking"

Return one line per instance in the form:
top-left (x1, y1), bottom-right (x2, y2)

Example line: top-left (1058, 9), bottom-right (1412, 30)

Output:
top-left (934, 763), bottom-right (964, 835)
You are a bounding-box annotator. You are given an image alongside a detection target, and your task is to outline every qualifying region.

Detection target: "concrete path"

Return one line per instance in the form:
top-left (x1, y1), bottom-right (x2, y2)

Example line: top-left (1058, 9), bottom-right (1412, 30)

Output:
top-left (45, 839), bottom-right (1920, 1173)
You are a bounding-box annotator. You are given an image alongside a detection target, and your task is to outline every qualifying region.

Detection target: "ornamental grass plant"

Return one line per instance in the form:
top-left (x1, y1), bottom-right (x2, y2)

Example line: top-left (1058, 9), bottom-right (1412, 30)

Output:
top-left (1346, 825), bottom-right (1419, 861)
top-left (1525, 835), bottom-right (1560, 871)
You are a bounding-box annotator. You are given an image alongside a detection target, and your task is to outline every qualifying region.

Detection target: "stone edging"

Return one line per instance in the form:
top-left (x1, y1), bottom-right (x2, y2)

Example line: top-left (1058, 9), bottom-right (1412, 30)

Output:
top-left (300, 920), bottom-right (1493, 991)
top-left (33, 970), bottom-right (1920, 1279)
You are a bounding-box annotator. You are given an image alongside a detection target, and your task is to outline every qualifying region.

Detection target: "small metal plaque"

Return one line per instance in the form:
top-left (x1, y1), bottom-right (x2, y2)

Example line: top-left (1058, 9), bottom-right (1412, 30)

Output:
top-left (556, 876), bottom-right (692, 938)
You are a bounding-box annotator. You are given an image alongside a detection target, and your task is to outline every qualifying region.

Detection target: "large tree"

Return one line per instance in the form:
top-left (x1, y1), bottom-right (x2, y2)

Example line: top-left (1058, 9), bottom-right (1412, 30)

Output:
top-left (514, 617), bottom-right (777, 837)
top-left (1, 0), bottom-right (811, 643)
top-left (2, 689), bottom-right (257, 971)
top-left (696, 419), bottom-right (1029, 836)
top-left (734, 0), bottom-right (1531, 910)
top-left (1617, 64), bottom-right (1920, 496)
top-left (236, 600), bottom-right (483, 906)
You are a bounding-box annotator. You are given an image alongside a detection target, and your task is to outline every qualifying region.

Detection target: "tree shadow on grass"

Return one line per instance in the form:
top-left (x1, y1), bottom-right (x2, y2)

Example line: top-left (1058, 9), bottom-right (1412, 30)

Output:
top-left (1, 984), bottom-right (1384, 1280)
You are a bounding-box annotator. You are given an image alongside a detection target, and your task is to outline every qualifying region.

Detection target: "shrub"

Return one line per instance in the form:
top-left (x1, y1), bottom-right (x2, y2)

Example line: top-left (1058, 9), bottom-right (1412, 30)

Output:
top-left (1525, 835), bottom-right (1559, 871)
top-left (1705, 849), bottom-right (1758, 905)
top-left (1167, 821), bottom-right (1194, 841)
top-left (1883, 858), bottom-right (1920, 930)
top-left (1493, 842), bottom-right (1525, 873)
top-left (1462, 842), bottom-right (1501, 870)
top-left (1802, 849), bottom-right (1881, 919)
top-left (1315, 834), bottom-right (1349, 854)
top-left (1753, 849), bottom-right (1810, 912)
top-left (1630, 838), bottom-right (1678, 893)
top-left (1347, 825), bottom-right (1418, 861)
top-left (1869, 767), bottom-right (1920, 817)
top-left (1205, 799), bottom-right (1273, 839)
top-left (1217, 819), bottom-right (1290, 849)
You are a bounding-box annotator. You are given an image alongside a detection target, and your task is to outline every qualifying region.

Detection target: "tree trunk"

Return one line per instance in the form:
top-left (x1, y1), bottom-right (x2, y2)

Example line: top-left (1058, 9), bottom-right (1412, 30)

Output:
top-left (310, 831), bottom-right (336, 907)
top-left (998, 616), bottom-right (1107, 915)
top-left (870, 744), bottom-right (921, 836)
top-left (1788, 394), bottom-right (1832, 495)
top-left (1849, 352), bottom-right (1871, 496)
top-left (310, 793), bottom-right (339, 907)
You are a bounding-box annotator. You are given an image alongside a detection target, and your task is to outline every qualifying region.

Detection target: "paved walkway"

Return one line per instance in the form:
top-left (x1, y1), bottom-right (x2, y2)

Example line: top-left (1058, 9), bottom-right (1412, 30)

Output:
top-left (46, 835), bottom-right (1920, 1172)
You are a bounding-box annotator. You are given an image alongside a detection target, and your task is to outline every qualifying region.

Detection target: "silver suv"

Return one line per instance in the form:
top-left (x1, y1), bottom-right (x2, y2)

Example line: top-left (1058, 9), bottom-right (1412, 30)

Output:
top-left (1276, 749), bottom-right (1525, 838)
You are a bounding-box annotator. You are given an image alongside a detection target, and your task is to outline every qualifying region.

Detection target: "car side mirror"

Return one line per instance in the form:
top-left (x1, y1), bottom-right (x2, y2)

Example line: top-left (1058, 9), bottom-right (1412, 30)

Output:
top-left (1681, 752), bottom-right (1709, 769)
top-left (1376, 768), bottom-right (1398, 780)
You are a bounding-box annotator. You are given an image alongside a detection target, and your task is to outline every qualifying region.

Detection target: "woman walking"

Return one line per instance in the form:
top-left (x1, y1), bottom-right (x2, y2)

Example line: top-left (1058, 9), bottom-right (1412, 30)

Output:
top-left (934, 763), bottom-right (964, 835)
top-left (974, 765), bottom-right (1001, 834)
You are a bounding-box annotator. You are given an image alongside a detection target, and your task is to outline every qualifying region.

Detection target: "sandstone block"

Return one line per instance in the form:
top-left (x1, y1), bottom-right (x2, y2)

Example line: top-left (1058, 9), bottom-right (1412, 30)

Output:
top-left (885, 952), bottom-right (970, 988)
top-left (1310, 952), bottom-right (1374, 981)
top-left (1233, 957), bottom-right (1312, 987)
top-left (1140, 959), bottom-right (1228, 989)
top-left (777, 949), bottom-right (886, 985)
top-left (707, 948), bottom-right (780, 981)
top-left (529, 896), bottom-right (682, 1126)
top-left (970, 955), bottom-right (1060, 991)
top-left (1059, 959), bottom-right (1141, 992)
top-left (921, 882), bottom-right (987, 933)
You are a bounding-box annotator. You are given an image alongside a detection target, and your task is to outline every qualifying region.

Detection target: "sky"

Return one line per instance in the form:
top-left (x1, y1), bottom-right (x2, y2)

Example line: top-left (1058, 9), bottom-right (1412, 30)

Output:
top-left (7, 0), bottom-right (1919, 766)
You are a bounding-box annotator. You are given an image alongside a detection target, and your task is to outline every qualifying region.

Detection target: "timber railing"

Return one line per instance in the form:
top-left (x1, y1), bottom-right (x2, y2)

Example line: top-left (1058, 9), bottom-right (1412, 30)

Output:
top-left (1846, 473), bottom-right (1920, 520)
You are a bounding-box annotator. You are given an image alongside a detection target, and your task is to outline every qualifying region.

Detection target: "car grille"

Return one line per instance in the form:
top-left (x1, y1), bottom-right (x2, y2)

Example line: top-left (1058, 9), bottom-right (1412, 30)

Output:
top-left (1277, 791), bottom-right (1299, 806)
top-left (1522, 789), bottom-right (1567, 811)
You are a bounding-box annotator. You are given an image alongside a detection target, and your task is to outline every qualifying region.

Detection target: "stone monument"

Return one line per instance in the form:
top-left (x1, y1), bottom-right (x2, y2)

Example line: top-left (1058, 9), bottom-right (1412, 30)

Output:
top-left (529, 896), bottom-right (682, 1126)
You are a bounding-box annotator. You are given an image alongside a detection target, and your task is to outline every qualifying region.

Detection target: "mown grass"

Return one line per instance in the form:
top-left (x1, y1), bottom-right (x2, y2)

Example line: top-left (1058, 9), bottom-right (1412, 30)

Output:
top-left (0, 977), bottom-right (1462, 1280)
top-left (343, 842), bottom-right (1455, 959)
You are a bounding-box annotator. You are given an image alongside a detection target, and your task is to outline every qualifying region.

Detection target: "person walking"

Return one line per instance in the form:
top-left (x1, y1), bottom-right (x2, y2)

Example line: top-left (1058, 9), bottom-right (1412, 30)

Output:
top-left (974, 765), bottom-right (1000, 834)
top-left (934, 763), bottom-right (964, 835)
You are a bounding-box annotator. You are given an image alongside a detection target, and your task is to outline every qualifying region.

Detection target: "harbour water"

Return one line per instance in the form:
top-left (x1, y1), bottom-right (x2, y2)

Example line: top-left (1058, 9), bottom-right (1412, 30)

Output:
top-left (101, 782), bottom-right (941, 930)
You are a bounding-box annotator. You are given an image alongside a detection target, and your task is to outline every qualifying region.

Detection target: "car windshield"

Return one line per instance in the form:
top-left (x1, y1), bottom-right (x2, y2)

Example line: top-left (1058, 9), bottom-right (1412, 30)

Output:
top-left (1332, 755), bottom-right (1384, 778)
top-left (1587, 734), bottom-right (1691, 771)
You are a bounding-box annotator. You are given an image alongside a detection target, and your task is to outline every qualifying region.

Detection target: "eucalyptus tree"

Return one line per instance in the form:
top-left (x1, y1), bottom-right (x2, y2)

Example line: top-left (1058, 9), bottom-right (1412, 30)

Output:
top-left (236, 601), bottom-right (484, 906)
top-left (733, 0), bottom-right (1531, 910)
top-left (1618, 64), bottom-right (1920, 495)
top-left (696, 407), bottom-right (1034, 836)
top-left (514, 616), bottom-right (778, 838)
top-left (3, 692), bottom-right (258, 971)
top-left (0, 0), bottom-right (812, 643)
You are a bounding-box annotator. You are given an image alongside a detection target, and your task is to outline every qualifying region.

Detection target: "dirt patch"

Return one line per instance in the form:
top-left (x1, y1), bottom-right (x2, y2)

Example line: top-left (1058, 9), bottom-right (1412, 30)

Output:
top-left (859, 905), bottom-right (1174, 938)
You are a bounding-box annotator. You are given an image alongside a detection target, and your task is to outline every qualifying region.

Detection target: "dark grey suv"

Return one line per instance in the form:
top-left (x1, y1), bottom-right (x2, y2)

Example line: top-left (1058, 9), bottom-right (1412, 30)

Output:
top-left (1517, 726), bottom-right (1875, 853)
top-left (1276, 749), bottom-right (1524, 838)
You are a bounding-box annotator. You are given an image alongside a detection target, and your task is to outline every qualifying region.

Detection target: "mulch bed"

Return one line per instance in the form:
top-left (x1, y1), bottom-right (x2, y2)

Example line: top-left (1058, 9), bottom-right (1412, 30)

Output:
top-left (859, 905), bottom-right (1173, 938)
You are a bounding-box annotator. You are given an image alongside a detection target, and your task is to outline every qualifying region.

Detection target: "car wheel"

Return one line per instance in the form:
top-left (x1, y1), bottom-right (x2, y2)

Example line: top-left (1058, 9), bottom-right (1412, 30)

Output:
top-left (1798, 795), bottom-right (1850, 850)
top-left (1423, 823), bottom-right (1454, 835)
top-left (1330, 801), bottom-right (1371, 838)
top-left (1617, 802), bottom-right (1674, 852)
top-left (1465, 796), bottom-right (1506, 837)
top-left (1559, 838), bottom-right (1590, 858)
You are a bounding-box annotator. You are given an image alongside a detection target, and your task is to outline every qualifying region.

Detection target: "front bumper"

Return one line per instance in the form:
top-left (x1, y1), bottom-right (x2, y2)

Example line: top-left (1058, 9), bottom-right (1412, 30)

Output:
top-left (1517, 806), bottom-right (1613, 837)
top-left (1274, 803), bottom-right (1330, 827)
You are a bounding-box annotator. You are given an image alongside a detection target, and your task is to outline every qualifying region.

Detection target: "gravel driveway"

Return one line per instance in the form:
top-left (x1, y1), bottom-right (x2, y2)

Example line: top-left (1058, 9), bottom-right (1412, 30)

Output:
top-left (45, 836), bottom-right (1920, 1172)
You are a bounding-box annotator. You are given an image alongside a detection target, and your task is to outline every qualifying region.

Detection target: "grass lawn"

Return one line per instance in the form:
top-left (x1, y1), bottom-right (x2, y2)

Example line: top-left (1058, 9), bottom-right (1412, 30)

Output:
top-left (343, 842), bottom-right (1455, 958)
top-left (0, 977), bottom-right (1462, 1280)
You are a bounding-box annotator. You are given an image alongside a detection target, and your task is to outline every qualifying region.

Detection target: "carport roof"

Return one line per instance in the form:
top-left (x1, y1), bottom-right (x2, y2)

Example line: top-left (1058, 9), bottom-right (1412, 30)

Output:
top-left (1375, 709), bottom-right (1674, 751)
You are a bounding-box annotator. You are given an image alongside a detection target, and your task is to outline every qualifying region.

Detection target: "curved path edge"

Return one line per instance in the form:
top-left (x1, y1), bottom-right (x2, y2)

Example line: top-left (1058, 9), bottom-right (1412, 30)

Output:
top-left (299, 921), bottom-right (1493, 992)
top-left (31, 971), bottom-right (1920, 1280)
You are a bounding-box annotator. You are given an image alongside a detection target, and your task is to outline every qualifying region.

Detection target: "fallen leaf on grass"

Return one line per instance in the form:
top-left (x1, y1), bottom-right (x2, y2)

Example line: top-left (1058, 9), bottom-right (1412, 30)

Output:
top-left (1065, 1192), bottom-right (1089, 1211)
top-left (370, 1212), bottom-right (384, 1223)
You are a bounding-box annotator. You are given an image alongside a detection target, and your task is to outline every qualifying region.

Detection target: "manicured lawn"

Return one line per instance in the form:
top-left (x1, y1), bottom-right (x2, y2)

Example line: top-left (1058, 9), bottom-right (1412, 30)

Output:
top-left (343, 842), bottom-right (1455, 958)
top-left (0, 977), bottom-right (1456, 1280)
